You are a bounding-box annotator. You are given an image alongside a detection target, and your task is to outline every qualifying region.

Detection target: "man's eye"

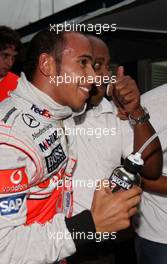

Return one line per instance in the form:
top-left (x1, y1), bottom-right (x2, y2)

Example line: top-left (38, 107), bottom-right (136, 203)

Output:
top-left (0, 53), bottom-right (7, 59)
top-left (79, 59), bottom-right (87, 67)
top-left (93, 62), bottom-right (102, 70)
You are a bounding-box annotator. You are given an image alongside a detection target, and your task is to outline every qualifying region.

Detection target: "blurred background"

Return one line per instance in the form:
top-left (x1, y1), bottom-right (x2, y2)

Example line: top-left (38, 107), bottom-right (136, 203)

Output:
top-left (1, 0), bottom-right (167, 93)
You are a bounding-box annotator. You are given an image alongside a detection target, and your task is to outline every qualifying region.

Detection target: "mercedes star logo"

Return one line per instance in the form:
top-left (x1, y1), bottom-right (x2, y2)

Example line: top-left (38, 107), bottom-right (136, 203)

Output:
top-left (22, 114), bottom-right (40, 128)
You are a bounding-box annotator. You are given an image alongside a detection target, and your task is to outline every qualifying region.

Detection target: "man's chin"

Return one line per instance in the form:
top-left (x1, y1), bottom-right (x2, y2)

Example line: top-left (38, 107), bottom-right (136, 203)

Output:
top-left (87, 98), bottom-right (103, 109)
top-left (72, 103), bottom-right (87, 115)
top-left (0, 70), bottom-right (8, 79)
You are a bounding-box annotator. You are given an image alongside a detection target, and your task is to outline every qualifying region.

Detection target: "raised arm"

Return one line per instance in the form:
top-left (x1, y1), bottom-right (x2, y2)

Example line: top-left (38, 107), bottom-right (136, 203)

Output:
top-left (109, 66), bottom-right (162, 179)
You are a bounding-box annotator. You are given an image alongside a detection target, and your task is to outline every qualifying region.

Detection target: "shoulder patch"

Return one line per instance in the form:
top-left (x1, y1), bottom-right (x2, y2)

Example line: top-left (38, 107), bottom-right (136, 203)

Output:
top-left (0, 167), bottom-right (28, 193)
top-left (0, 193), bottom-right (25, 216)
top-left (1, 107), bottom-right (21, 126)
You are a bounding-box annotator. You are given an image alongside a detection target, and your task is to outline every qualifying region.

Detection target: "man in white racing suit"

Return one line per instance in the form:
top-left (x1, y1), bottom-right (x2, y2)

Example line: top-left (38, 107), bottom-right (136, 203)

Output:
top-left (0, 30), bottom-right (142, 263)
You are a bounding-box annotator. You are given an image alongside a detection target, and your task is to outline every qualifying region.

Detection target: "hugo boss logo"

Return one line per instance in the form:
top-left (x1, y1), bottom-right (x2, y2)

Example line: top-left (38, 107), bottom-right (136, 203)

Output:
top-left (31, 104), bottom-right (51, 118)
top-left (45, 144), bottom-right (66, 173)
top-left (22, 114), bottom-right (40, 128)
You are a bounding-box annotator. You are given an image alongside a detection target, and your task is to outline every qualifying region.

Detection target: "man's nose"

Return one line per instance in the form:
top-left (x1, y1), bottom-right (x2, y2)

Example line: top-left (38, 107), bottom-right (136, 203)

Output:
top-left (87, 64), bottom-right (97, 83)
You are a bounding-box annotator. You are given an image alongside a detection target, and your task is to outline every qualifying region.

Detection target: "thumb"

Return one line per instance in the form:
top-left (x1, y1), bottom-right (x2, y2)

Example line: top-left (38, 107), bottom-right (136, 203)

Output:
top-left (106, 82), bottom-right (114, 97)
top-left (117, 111), bottom-right (129, 120)
top-left (117, 66), bottom-right (124, 78)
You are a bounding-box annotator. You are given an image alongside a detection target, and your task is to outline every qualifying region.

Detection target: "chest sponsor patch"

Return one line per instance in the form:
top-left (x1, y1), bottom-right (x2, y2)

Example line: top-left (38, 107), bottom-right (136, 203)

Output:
top-left (22, 114), bottom-right (40, 128)
top-left (32, 123), bottom-right (53, 140)
top-left (0, 193), bottom-right (25, 216)
top-left (1, 107), bottom-right (17, 123)
top-left (0, 167), bottom-right (28, 193)
top-left (38, 130), bottom-right (59, 152)
top-left (31, 104), bottom-right (52, 118)
top-left (45, 144), bottom-right (66, 173)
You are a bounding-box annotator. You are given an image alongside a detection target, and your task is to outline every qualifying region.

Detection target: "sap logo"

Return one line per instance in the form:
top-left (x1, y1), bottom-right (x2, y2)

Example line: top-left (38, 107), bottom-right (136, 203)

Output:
top-left (39, 130), bottom-right (59, 152)
top-left (31, 104), bottom-right (51, 118)
top-left (0, 194), bottom-right (25, 216)
top-left (45, 144), bottom-right (66, 173)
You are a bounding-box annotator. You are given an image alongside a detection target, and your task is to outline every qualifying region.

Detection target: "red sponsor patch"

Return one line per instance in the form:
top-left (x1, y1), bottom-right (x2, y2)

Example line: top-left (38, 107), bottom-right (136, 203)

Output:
top-left (0, 167), bottom-right (28, 193)
top-left (37, 178), bottom-right (50, 189)
top-left (37, 168), bottom-right (65, 189)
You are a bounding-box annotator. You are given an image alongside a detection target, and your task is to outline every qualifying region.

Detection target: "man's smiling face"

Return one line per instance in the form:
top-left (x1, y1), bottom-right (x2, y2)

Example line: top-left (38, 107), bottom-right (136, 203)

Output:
top-left (51, 32), bottom-right (97, 111)
top-left (87, 36), bottom-right (111, 108)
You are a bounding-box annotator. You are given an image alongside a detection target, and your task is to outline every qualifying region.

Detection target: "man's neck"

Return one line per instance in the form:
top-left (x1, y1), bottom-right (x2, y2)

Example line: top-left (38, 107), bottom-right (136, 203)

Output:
top-left (0, 76), bottom-right (5, 82)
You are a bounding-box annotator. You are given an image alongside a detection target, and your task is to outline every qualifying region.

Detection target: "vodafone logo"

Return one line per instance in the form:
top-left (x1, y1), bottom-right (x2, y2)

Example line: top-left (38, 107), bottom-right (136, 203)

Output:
top-left (10, 170), bottom-right (23, 185)
top-left (0, 167), bottom-right (28, 194)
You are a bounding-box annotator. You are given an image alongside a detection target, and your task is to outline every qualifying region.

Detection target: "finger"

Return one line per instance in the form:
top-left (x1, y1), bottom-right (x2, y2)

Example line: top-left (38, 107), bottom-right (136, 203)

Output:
top-left (117, 112), bottom-right (128, 120)
top-left (123, 94), bottom-right (140, 105)
top-left (112, 93), bottom-right (120, 108)
top-left (128, 207), bottom-right (138, 217)
top-left (126, 195), bottom-right (141, 210)
top-left (115, 77), bottom-right (132, 89)
top-left (117, 108), bottom-right (128, 115)
top-left (115, 91), bottom-right (135, 105)
top-left (106, 83), bottom-right (114, 97)
top-left (113, 92), bottom-right (130, 107)
top-left (117, 114), bottom-right (128, 120)
top-left (113, 79), bottom-right (133, 103)
top-left (105, 186), bottom-right (112, 195)
top-left (119, 186), bottom-right (142, 200)
top-left (96, 179), bottom-right (110, 191)
top-left (115, 219), bottom-right (130, 231)
top-left (112, 86), bottom-right (125, 109)
top-left (117, 66), bottom-right (124, 78)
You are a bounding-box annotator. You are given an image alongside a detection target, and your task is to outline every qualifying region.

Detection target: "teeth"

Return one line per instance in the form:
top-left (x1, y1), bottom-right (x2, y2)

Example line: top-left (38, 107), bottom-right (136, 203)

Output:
top-left (79, 87), bottom-right (89, 93)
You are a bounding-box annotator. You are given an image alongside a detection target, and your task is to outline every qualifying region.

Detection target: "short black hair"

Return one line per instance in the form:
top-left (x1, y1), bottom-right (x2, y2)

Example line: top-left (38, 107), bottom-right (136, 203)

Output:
top-left (0, 26), bottom-right (21, 52)
top-left (24, 29), bottom-right (67, 81)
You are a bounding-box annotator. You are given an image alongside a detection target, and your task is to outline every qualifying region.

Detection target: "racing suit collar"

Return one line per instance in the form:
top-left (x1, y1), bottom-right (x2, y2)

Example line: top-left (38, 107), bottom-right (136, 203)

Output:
top-left (12, 72), bottom-right (73, 121)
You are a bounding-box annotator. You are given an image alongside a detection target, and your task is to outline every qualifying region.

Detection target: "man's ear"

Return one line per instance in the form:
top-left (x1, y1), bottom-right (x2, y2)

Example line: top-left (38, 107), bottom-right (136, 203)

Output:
top-left (38, 53), bottom-right (56, 76)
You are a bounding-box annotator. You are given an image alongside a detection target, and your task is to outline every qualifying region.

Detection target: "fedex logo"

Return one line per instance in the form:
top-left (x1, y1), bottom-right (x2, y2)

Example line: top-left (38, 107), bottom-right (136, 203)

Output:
top-left (0, 194), bottom-right (25, 216)
top-left (31, 104), bottom-right (51, 118)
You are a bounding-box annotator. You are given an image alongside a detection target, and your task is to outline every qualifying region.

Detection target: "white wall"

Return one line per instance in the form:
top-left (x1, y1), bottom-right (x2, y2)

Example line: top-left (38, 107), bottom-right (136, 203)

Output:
top-left (0, 0), bottom-right (85, 29)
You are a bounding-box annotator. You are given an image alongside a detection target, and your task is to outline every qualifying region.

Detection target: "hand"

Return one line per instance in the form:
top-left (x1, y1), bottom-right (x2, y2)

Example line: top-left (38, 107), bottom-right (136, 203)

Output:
top-left (91, 180), bottom-right (142, 233)
top-left (108, 66), bottom-right (142, 119)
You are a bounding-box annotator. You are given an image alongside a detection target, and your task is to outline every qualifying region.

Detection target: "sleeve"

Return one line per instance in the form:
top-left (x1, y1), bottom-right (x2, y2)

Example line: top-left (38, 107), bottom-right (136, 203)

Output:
top-left (0, 146), bottom-right (96, 263)
top-left (120, 119), bottom-right (134, 159)
top-left (141, 88), bottom-right (167, 176)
